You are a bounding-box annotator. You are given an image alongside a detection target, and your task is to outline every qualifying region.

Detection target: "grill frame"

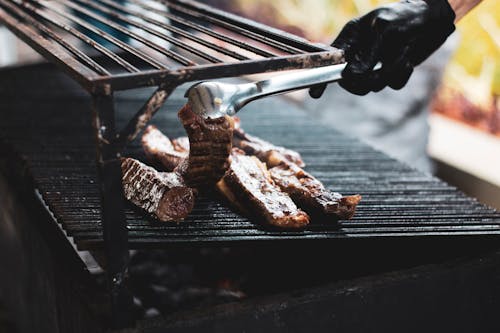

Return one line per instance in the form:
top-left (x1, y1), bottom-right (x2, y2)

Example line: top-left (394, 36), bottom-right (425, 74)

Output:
top-left (0, 0), bottom-right (342, 93)
top-left (0, 0), bottom-right (345, 327)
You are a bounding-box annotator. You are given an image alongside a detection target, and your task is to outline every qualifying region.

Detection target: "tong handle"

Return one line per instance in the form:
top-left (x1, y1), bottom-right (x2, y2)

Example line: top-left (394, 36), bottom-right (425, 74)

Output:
top-left (232, 62), bottom-right (382, 114)
top-left (231, 63), bottom-right (346, 113)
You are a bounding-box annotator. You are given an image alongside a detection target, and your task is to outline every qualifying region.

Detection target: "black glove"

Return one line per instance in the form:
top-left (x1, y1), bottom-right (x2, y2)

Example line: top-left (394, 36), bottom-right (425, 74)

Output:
top-left (310, 0), bottom-right (456, 97)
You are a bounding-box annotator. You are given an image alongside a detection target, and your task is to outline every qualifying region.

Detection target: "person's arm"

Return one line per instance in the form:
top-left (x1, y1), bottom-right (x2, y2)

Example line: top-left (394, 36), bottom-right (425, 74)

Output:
top-left (311, 0), bottom-right (483, 97)
top-left (449, 0), bottom-right (483, 21)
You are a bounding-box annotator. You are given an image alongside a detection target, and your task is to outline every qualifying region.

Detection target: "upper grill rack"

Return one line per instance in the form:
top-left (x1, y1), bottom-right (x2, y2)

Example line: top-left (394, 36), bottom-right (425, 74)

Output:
top-left (0, 0), bottom-right (342, 91)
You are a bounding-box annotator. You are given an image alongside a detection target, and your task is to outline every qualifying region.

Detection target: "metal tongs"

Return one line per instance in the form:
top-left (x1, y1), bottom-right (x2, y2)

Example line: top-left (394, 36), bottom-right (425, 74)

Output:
top-left (185, 62), bottom-right (352, 119)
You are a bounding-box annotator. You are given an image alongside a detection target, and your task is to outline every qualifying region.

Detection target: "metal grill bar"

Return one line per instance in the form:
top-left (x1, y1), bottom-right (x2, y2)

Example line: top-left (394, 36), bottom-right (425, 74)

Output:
top-left (58, 0), bottom-right (205, 66)
top-left (9, 0), bottom-right (139, 73)
top-left (123, 0), bottom-right (278, 58)
top-left (0, 2), bottom-right (99, 87)
top-left (166, 0), bottom-right (328, 53)
top-left (0, 0), bottom-right (340, 92)
top-left (0, 0), bottom-right (109, 75)
top-left (36, 0), bottom-right (173, 69)
top-left (163, 0), bottom-right (306, 54)
top-left (79, 0), bottom-right (249, 62)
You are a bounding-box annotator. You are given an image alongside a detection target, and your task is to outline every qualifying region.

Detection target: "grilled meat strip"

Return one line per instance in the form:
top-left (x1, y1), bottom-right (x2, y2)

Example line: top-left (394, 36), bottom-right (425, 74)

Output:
top-left (140, 119), bottom-right (359, 223)
top-left (121, 157), bottom-right (195, 222)
top-left (269, 162), bottom-right (361, 220)
top-left (176, 104), bottom-right (234, 187)
top-left (233, 127), bottom-right (305, 168)
top-left (142, 125), bottom-right (188, 171)
top-left (217, 149), bottom-right (310, 229)
top-left (172, 136), bottom-right (189, 153)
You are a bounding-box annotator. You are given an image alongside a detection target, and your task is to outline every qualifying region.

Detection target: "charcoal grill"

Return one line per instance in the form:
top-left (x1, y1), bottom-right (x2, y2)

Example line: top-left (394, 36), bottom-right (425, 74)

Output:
top-left (0, 0), bottom-right (343, 327)
top-left (1, 0), bottom-right (500, 329)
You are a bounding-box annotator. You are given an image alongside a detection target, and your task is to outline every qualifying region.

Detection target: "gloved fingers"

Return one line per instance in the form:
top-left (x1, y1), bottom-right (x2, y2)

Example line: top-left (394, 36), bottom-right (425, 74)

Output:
top-left (338, 31), bottom-right (384, 94)
top-left (331, 19), bottom-right (360, 52)
top-left (379, 46), bottom-right (414, 90)
top-left (307, 18), bottom-right (361, 99)
top-left (407, 32), bottom-right (449, 66)
top-left (308, 83), bottom-right (327, 99)
top-left (344, 44), bottom-right (413, 94)
top-left (338, 78), bottom-right (372, 96)
top-left (342, 30), bottom-right (382, 78)
top-left (387, 60), bottom-right (413, 90)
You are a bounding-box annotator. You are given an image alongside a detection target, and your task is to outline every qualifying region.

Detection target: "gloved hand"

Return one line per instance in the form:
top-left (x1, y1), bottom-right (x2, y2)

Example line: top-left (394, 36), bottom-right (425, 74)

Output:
top-left (310, 0), bottom-right (456, 97)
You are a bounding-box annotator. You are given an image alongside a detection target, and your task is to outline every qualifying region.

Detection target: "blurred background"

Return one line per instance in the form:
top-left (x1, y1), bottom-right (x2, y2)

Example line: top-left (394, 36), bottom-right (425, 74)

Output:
top-left (1, 0), bottom-right (499, 208)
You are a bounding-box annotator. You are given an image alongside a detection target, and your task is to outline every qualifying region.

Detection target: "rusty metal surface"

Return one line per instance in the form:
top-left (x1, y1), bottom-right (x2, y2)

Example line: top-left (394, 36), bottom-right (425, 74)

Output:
top-left (91, 93), bottom-right (135, 328)
top-left (0, 0), bottom-right (343, 93)
top-left (2, 64), bottom-right (500, 251)
top-left (117, 84), bottom-right (175, 146)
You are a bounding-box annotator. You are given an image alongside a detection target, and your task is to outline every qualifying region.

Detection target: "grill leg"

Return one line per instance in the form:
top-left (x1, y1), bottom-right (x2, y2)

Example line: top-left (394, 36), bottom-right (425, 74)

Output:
top-left (92, 92), bottom-right (134, 328)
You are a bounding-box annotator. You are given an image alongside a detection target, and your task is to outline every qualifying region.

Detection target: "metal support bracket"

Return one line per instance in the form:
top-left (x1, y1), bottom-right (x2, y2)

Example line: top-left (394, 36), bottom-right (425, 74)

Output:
top-left (116, 83), bottom-right (177, 149)
top-left (92, 93), bottom-right (134, 329)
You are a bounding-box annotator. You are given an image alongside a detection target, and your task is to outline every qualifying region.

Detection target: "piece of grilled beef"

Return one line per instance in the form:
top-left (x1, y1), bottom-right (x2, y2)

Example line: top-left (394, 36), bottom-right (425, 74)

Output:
top-left (172, 136), bottom-right (189, 153)
top-left (176, 104), bottom-right (234, 187)
top-left (140, 119), bottom-right (359, 223)
top-left (121, 157), bottom-right (195, 222)
top-left (217, 149), bottom-right (310, 229)
top-left (269, 162), bottom-right (361, 220)
top-left (233, 127), bottom-right (305, 168)
top-left (142, 125), bottom-right (188, 171)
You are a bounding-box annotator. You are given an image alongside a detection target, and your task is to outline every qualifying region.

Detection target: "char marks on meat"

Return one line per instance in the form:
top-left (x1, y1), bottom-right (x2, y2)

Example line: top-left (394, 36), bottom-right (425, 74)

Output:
top-left (142, 125), bottom-right (187, 171)
top-left (269, 162), bottom-right (361, 220)
top-left (217, 149), bottom-right (310, 229)
top-left (121, 157), bottom-right (195, 222)
top-left (138, 117), bottom-right (360, 225)
top-left (233, 127), bottom-right (305, 168)
top-left (177, 104), bottom-right (234, 187)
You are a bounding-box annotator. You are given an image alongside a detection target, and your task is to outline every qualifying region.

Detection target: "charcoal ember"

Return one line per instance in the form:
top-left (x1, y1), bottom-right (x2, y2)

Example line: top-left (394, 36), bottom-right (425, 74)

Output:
top-left (269, 162), bottom-right (361, 220)
top-left (176, 104), bottom-right (234, 188)
top-left (128, 249), bottom-right (248, 317)
top-left (121, 157), bottom-right (195, 222)
top-left (217, 149), bottom-right (310, 229)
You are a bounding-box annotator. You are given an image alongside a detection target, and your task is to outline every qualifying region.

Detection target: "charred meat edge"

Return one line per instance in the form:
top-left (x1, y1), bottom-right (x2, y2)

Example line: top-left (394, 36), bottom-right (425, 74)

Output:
top-left (269, 162), bottom-right (361, 220)
top-left (217, 149), bottom-right (310, 229)
top-left (121, 157), bottom-right (195, 222)
top-left (176, 104), bottom-right (234, 187)
top-left (142, 125), bottom-right (187, 171)
top-left (233, 127), bottom-right (305, 168)
top-left (141, 120), bottom-right (359, 221)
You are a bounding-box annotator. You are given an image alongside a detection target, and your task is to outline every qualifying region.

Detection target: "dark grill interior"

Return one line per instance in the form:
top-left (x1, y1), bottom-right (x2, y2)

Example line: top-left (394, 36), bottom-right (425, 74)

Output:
top-left (0, 0), bottom-right (342, 91)
top-left (1, 65), bottom-right (500, 251)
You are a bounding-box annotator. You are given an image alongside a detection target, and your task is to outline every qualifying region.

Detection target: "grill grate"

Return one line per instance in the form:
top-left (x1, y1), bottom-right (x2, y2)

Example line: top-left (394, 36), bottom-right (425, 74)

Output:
top-left (2, 66), bottom-right (500, 251)
top-left (0, 0), bottom-right (342, 92)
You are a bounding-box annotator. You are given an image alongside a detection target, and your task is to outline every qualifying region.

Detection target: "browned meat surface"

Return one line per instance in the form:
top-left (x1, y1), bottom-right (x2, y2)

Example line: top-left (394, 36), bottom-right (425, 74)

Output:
top-left (142, 125), bottom-right (188, 171)
top-left (139, 117), bottom-right (359, 224)
top-left (176, 104), bottom-right (234, 187)
top-left (269, 162), bottom-right (361, 220)
top-left (121, 157), bottom-right (195, 222)
top-left (172, 136), bottom-right (189, 153)
top-left (233, 127), bottom-right (305, 167)
top-left (217, 150), bottom-right (310, 229)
